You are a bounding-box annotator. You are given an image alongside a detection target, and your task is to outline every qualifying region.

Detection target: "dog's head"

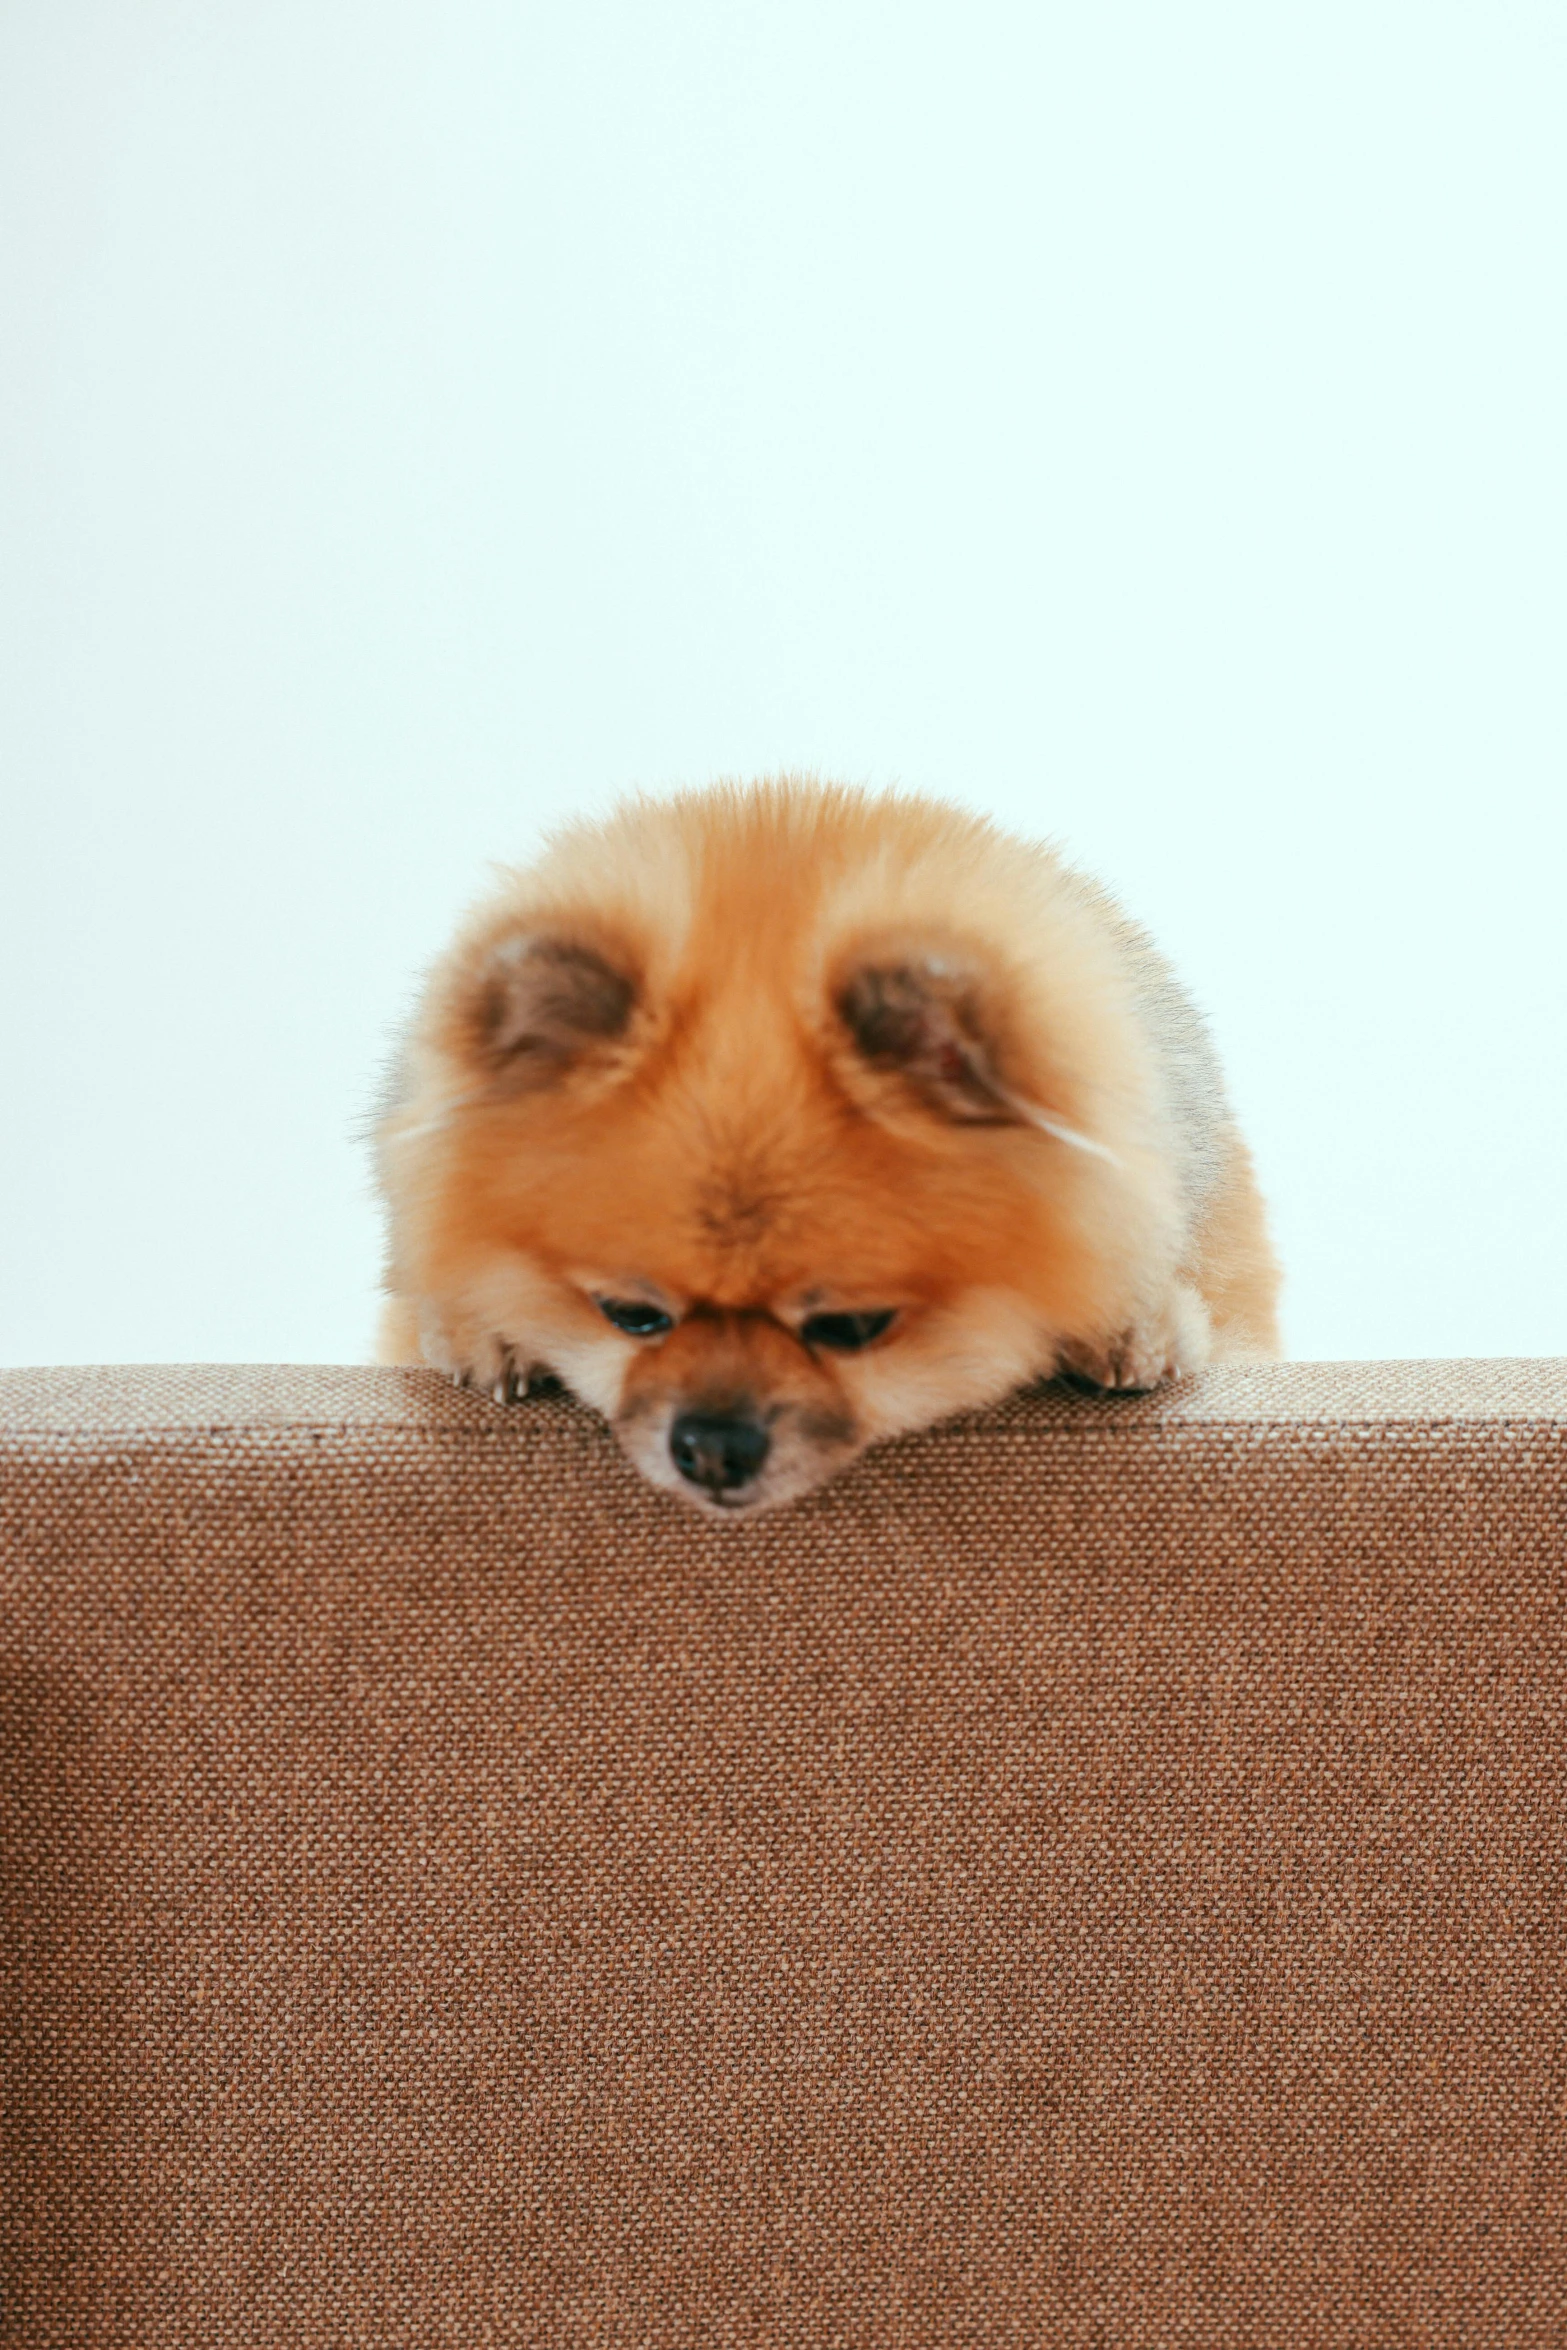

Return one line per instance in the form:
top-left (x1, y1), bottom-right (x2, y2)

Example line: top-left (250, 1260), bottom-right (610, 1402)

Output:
top-left (380, 790), bottom-right (1167, 1514)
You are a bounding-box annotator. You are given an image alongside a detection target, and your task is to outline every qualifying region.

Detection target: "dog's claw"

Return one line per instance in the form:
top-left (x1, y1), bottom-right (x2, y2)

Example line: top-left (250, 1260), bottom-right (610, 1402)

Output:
top-left (485, 1355), bottom-right (531, 1405)
top-left (449, 1347), bottom-right (554, 1406)
top-left (1056, 1286), bottom-right (1211, 1394)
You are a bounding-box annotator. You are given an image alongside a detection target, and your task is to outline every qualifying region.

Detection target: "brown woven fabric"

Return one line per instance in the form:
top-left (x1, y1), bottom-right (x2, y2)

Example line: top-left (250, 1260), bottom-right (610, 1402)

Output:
top-left (2, 1362), bottom-right (1564, 2346)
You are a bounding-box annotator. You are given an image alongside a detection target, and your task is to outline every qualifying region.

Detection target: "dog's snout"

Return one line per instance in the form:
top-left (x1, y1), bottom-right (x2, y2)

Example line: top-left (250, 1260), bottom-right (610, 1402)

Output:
top-left (669, 1411), bottom-right (770, 1493)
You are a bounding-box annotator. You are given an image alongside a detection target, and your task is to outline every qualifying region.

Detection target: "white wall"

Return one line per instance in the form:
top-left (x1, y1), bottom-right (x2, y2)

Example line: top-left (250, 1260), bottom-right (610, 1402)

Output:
top-left (2, 0), bottom-right (1563, 1368)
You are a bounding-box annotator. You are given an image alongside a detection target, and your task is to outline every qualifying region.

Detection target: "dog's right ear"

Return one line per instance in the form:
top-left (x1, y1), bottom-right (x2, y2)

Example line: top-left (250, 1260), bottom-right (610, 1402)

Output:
top-left (463, 933), bottom-right (638, 1088)
top-left (835, 949), bottom-right (1114, 1158)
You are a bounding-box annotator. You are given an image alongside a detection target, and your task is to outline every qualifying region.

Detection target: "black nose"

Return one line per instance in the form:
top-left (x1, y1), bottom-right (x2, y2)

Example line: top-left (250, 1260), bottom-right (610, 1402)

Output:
top-left (669, 1411), bottom-right (771, 1493)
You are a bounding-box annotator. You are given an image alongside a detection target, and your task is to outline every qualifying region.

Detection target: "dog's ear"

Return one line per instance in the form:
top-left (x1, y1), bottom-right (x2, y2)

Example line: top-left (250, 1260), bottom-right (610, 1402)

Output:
top-left (836, 956), bottom-right (1012, 1122)
top-left (467, 933), bottom-right (637, 1086)
top-left (836, 953), bottom-right (1112, 1156)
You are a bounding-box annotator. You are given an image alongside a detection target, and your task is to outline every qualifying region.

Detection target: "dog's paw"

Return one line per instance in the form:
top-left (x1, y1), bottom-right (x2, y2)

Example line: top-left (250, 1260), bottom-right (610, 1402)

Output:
top-left (451, 1349), bottom-right (525, 1405)
top-left (408, 1299), bottom-right (561, 1407)
top-left (450, 1345), bottom-right (561, 1406)
top-left (444, 1326), bottom-right (514, 1401)
top-left (1056, 1287), bottom-right (1211, 1395)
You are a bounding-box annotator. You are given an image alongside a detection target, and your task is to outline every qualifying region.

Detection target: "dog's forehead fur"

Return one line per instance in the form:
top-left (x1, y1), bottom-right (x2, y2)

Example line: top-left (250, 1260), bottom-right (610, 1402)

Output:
top-left (446, 1020), bottom-right (1056, 1311)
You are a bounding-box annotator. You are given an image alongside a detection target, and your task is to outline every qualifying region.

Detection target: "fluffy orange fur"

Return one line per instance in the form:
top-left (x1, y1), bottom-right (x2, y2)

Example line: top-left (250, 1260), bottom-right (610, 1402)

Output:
top-left (375, 780), bottom-right (1280, 1513)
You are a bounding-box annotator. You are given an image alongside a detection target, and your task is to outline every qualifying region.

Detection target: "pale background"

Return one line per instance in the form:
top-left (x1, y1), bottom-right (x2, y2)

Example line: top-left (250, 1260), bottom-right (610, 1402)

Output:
top-left (2, 0), bottom-right (1563, 1368)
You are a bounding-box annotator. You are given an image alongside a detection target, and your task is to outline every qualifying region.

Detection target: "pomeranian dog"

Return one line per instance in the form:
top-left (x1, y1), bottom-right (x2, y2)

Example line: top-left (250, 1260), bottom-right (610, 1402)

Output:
top-left (374, 780), bottom-right (1280, 1515)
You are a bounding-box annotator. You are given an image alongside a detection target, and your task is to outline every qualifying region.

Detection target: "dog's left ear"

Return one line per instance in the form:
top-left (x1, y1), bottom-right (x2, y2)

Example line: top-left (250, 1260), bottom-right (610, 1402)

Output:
top-left (466, 932), bottom-right (638, 1086)
top-left (836, 953), bottom-right (1112, 1156)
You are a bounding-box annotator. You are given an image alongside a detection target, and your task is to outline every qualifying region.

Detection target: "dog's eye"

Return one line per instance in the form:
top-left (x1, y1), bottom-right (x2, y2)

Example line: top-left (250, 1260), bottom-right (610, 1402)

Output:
top-left (596, 1298), bottom-right (675, 1338)
top-left (799, 1310), bottom-right (897, 1352)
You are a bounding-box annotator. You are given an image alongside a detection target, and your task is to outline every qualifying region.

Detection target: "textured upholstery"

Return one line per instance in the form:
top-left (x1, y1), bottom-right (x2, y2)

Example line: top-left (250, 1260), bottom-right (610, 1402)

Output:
top-left (2, 1361), bottom-right (1564, 2346)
